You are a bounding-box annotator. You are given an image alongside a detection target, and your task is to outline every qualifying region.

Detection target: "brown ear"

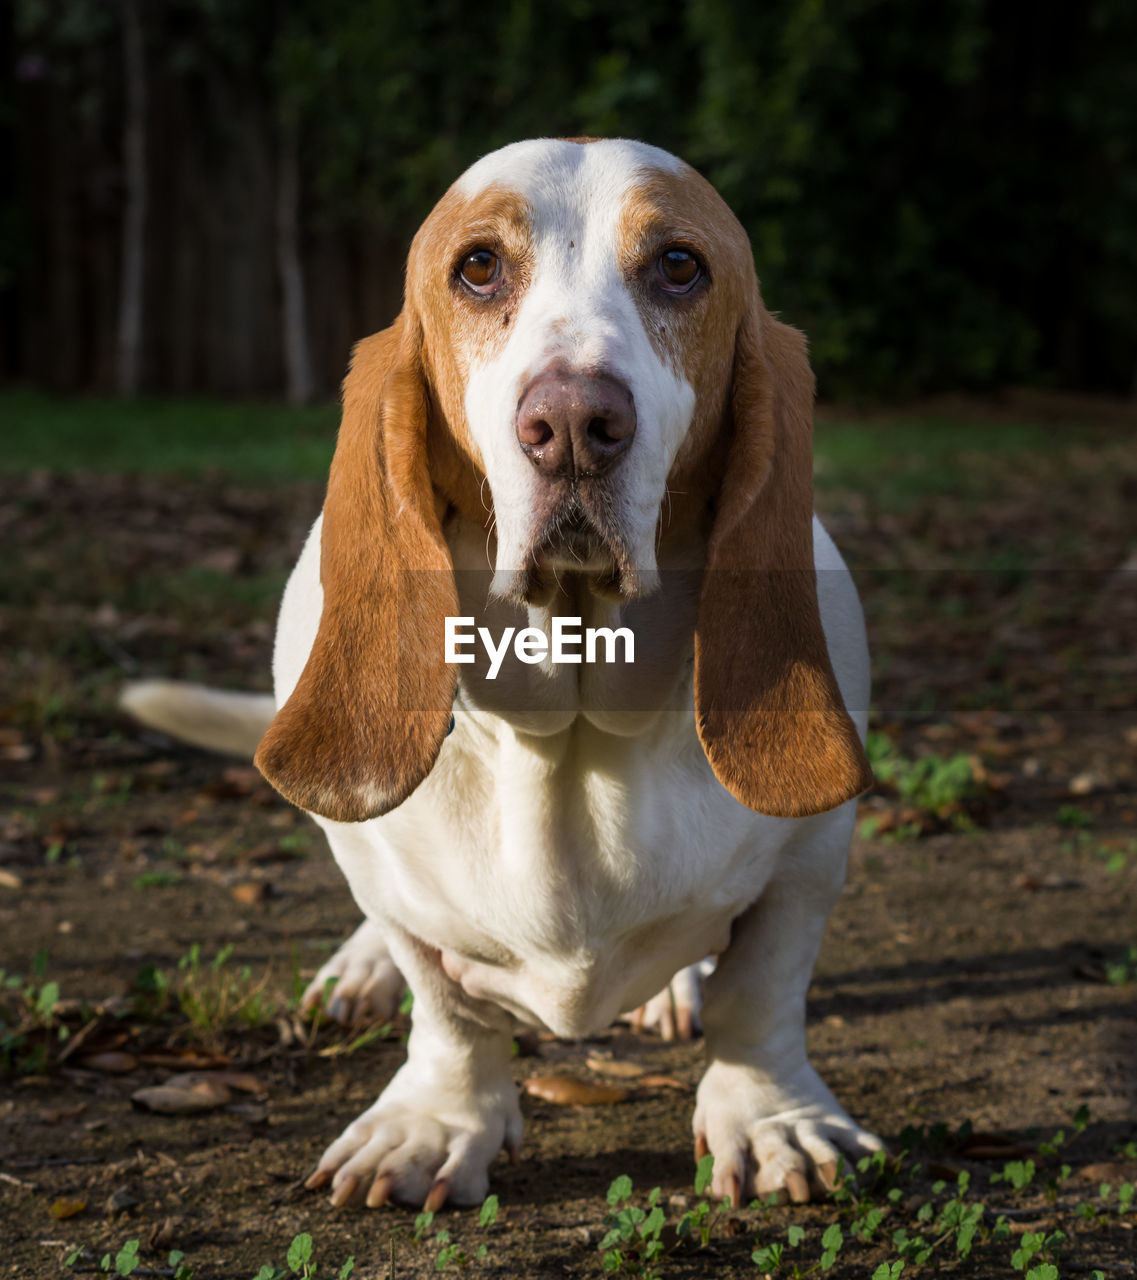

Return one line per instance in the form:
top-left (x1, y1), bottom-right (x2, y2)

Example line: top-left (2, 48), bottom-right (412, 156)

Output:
top-left (694, 296), bottom-right (873, 817)
top-left (254, 315), bottom-right (458, 822)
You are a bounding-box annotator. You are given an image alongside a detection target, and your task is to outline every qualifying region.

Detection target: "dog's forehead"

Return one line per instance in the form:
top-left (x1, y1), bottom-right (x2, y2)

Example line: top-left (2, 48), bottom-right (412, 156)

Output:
top-left (454, 138), bottom-right (685, 227)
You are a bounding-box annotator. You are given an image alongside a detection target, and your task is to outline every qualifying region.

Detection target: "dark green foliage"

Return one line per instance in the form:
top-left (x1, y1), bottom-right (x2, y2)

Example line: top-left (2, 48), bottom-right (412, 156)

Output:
top-left (5, 0), bottom-right (1136, 396)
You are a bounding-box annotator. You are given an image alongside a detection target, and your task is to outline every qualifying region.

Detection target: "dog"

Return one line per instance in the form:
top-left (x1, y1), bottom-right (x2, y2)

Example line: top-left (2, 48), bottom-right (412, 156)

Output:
top-left (122, 136), bottom-right (881, 1214)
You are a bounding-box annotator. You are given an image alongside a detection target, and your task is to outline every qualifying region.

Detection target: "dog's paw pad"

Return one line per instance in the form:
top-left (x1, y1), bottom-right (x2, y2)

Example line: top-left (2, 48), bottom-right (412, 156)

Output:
top-left (694, 1064), bottom-right (883, 1205)
top-left (309, 1090), bottom-right (521, 1210)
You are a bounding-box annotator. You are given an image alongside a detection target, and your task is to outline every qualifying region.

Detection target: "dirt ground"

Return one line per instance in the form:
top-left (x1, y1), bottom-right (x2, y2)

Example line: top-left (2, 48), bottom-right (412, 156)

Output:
top-left (1, 422), bottom-right (1136, 1278)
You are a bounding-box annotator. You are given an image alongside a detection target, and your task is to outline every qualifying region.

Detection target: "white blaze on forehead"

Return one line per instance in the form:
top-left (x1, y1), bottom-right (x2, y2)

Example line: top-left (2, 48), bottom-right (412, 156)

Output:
top-left (455, 137), bottom-right (684, 202)
top-left (459, 139), bottom-right (696, 585)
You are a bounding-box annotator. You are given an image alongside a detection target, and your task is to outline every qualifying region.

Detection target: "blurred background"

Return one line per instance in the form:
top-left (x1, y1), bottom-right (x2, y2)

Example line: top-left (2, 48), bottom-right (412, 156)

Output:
top-left (3, 0), bottom-right (1137, 404)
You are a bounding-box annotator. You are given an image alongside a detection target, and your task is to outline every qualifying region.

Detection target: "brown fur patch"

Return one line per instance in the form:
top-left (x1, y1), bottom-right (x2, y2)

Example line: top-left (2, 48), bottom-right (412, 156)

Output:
top-left (693, 306), bottom-right (874, 816)
top-left (254, 319), bottom-right (460, 822)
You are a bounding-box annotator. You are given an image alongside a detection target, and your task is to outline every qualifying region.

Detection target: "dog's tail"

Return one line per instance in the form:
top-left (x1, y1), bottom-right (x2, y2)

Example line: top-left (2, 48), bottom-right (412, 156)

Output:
top-left (119, 680), bottom-right (275, 760)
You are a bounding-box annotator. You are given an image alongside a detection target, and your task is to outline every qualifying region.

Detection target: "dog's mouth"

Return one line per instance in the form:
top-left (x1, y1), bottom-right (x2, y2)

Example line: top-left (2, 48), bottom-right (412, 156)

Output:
top-left (492, 487), bottom-right (648, 606)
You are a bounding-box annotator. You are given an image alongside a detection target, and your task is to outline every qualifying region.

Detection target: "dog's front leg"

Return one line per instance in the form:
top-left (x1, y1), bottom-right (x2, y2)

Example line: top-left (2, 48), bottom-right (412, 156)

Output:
top-left (694, 822), bottom-right (882, 1207)
top-left (306, 938), bottom-right (521, 1211)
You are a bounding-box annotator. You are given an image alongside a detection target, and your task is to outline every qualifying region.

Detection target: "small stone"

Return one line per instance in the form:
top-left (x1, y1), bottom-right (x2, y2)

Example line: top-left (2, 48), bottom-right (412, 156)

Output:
top-left (105, 1187), bottom-right (139, 1215)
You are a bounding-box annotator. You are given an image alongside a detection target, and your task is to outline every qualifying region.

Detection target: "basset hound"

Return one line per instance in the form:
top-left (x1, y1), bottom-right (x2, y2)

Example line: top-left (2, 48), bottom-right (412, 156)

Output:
top-left (124, 136), bottom-right (881, 1213)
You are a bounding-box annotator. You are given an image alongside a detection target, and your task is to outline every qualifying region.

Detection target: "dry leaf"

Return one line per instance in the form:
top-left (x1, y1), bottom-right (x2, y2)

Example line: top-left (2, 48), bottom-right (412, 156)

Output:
top-left (49, 1198), bottom-right (87, 1220)
top-left (39, 1104), bottom-right (87, 1124)
top-left (958, 1132), bottom-right (1035, 1160)
top-left (523, 1074), bottom-right (628, 1106)
top-left (1077, 1160), bottom-right (1137, 1183)
top-left (80, 1051), bottom-right (138, 1075)
top-left (585, 1054), bottom-right (645, 1078)
top-left (131, 1081), bottom-right (230, 1114)
top-left (137, 1047), bottom-right (231, 1069)
top-left (638, 1074), bottom-right (687, 1091)
top-left (165, 1070), bottom-right (266, 1096)
top-left (148, 1216), bottom-right (178, 1250)
top-left (231, 881), bottom-right (269, 905)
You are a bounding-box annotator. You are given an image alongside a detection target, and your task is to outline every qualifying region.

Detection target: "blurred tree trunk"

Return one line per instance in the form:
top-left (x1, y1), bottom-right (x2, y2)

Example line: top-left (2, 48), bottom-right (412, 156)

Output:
top-left (116, 0), bottom-right (147, 397)
top-left (276, 107), bottom-right (313, 405)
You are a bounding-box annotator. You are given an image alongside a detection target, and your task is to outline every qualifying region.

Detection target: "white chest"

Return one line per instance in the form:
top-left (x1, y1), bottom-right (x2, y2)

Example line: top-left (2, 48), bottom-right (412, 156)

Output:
top-left (317, 708), bottom-right (775, 1037)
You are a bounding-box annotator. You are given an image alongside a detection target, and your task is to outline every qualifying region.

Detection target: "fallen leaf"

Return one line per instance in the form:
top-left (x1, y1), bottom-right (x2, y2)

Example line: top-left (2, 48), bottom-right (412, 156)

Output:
top-left (165, 1070), bottom-right (266, 1096)
top-left (137, 1047), bottom-right (231, 1069)
top-left (25, 787), bottom-right (60, 805)
top-left (638, 1074), bottom-right (687, 1091)
top-left (1077, 1160), bottom-right (1137, 1183)
top-left (39, 1104), bottom-right (87, 1124)
top-left (1007, 1218), bottom-right (1057, 1235)
top-left (148, 1216), bottom-right (178, 1250)
top-left (1068, 771), bottom-right (1107, 796)
top-left (958, 1131), bottom-right (1035, 1160)
top-left (131, 1081), bottom-right (231, 1114)
top-left (49, 1198), bottom-right (87, 1220)
top-left (523, 1074), bottom-right (628, 1106)
top-left (585, 1054), bottom-right (646, 1078)
top-left (80, 1051), bottom-right (138, 1075)
top-left (231, 881), bottom-right (269, 905)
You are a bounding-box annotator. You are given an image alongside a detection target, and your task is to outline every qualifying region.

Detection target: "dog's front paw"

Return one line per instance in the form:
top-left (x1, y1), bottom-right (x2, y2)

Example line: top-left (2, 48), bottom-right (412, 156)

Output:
top-left (306, 1069), bottom-right (523, 1210)
top-left (302, 920), bottom-right (405, 1025)
top-left (693, 1061), bottom-right (882, 1206)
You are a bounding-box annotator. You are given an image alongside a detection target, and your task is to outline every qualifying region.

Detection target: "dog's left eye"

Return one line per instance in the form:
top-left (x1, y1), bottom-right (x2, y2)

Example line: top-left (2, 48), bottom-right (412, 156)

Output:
top-left (658, 249), bottom-right (702, 293)
top-left (459, 250), bottom-right (502, 294)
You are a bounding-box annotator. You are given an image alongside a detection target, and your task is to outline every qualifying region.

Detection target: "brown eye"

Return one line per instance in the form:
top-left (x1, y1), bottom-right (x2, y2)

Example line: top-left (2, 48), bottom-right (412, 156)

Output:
top-left (459, 250), bottom-right (502, 293)
top-left (658, 248), bottom-right (701, 292)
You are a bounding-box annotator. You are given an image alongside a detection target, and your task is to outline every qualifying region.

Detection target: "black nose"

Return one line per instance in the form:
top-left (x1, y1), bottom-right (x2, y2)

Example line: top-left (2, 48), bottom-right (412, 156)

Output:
top-left (515, 370), bottom-right (636, 478)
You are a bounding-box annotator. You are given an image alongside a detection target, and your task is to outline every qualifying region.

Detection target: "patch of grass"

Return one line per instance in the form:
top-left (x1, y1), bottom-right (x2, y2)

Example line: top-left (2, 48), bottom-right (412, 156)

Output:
top-left (813, 413), bottom-right (1092, 508)
top-left (859, 732), bottom-right (982, 838)
top-left (1060, 830), bottom-right (1133, 874)
top-left (134, 943), bottom-right (278, 1040)
top-left (66, 1240), bottom-right (195, 1279)
top-left (1057, 803), bottom-right (1094, 829)
top-left (1, 390), bottom-right (338, 481)
top-left (130, 869), bottom-right (185, 890)
top-left (0, 949), bottom-right (77, 1075)
top-left (1103, 945), bottom-right (1137, 986)
top-left (408, 1195), bottom-right (499, 1271)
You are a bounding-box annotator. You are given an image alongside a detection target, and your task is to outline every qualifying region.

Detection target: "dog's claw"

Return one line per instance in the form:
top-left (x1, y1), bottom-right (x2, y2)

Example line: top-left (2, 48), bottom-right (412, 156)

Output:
top-left (786, 1170), bottom-right (810, 1203)
top-left (330, 1172), bottom-right (359, 1208)
top-left (366, 1173), bottom-right (394, 1208)
top-left (305, 1167), bottom-right (332, 1191)
top-left (694, 1132), bottom-right (708, 1162)
top-left (726, 1169), bottom-right (743, 1209)
top-left (423, 1178), bottom-right (450, 1213)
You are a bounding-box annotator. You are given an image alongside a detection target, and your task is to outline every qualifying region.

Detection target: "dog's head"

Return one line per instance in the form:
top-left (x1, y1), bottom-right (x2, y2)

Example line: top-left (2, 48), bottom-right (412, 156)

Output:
top-left (255, 138), bottom-right (872, 823)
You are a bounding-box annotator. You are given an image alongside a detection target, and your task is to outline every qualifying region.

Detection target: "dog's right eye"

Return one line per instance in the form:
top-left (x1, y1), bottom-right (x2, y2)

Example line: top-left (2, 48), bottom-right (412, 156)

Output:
top-left (459, 250), bottom-right (502, 294)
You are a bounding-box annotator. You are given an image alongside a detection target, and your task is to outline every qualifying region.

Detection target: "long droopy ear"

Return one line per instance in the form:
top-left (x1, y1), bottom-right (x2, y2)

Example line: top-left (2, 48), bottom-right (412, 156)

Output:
top-left (694, 294), bottom-right (873, 818)
top-left (255, 315), bottom-right (458, 823)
